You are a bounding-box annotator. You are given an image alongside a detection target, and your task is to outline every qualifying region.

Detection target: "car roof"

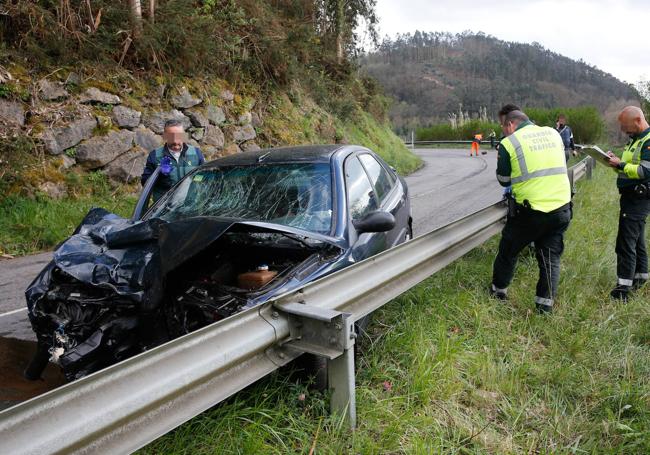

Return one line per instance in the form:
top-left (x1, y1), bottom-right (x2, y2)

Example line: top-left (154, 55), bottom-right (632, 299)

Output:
top-left (203, 144), bottom-right (356, 167)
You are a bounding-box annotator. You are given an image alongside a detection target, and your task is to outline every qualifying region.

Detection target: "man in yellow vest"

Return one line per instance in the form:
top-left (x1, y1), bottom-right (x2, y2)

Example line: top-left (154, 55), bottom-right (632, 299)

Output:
top-left (490, 106), bottom-right (572, 314)
top-left (606, 106), bottom-right (650, 301)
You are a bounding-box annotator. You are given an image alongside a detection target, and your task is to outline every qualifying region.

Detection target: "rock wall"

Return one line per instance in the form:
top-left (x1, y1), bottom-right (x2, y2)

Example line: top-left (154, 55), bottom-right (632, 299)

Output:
top-left (1, 77), bottom-right (262, 185)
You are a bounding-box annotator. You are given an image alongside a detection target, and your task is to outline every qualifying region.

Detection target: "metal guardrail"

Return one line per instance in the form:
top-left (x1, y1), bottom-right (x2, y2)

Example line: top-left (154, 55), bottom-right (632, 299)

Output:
top-left (0, 158), bottom-right (594, 454)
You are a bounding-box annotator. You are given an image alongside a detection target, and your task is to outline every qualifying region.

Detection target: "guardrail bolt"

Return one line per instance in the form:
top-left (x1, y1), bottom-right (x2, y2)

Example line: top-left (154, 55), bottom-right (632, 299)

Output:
top-left (278, 352), bottom-right (286, 359)
top-left (271, 311), bottom-right (279, 319)
top-left (329, 336), bottom-right (337, 345)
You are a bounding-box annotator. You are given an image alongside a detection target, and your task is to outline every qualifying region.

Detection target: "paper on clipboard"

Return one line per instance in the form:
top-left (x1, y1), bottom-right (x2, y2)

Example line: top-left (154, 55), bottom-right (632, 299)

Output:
top-left (577, 145), bottom-right (612, 167)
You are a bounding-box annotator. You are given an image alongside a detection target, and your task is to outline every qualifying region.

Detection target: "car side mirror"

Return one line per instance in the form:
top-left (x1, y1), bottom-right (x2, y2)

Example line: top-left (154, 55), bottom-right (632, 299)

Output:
top-left (353, 211), bottom-right (396, 234)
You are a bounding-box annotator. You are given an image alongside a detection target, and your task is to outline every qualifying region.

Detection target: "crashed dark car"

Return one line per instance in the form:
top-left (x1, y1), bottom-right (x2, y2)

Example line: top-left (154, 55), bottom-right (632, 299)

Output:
top-left (25, 145), bottom-right (412, 380)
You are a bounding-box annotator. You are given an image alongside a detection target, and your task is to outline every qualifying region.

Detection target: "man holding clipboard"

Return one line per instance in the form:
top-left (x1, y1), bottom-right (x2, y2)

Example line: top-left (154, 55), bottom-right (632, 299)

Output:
top-left (604, 106), bottom-right (650, 301)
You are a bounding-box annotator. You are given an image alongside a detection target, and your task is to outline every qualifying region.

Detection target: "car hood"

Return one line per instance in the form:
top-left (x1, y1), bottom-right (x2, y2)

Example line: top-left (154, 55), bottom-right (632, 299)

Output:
top-left (26, 208), bottom-right (343, 312)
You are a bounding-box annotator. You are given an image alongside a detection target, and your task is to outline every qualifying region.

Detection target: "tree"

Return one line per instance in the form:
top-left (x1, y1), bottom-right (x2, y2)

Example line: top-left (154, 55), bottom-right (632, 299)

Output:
top-left (637, 79), bottom-right (650, 119)
top-left (317, 0), bottom-right (378, 65)
top-left (129, 0), bottom-right (143, 36)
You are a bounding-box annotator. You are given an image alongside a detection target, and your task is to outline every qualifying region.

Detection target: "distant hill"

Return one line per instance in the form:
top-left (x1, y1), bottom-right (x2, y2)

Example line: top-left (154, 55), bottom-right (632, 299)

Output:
top-left (360, 32), bottom-right (640, 133)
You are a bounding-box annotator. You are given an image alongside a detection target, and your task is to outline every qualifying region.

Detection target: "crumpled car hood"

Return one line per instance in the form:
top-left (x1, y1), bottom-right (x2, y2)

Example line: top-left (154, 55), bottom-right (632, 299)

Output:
top-left (26, 208), bottom-right (343, 313)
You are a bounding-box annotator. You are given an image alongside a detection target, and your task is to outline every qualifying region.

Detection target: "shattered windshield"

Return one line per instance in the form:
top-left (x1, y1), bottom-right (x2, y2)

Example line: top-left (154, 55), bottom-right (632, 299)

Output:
top-left (145, 163), bottom-right (333, 234)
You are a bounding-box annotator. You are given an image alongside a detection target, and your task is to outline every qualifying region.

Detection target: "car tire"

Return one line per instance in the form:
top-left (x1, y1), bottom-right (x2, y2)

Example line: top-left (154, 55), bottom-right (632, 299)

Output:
top-left (403, 222), bottom-right (413, 243)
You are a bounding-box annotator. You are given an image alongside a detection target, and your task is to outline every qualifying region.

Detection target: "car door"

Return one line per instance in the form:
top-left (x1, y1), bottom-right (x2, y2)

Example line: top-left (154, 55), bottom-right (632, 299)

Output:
top-left (344, 154), bottom-right (386, 260)
top-left (357, 153), bottom-right (408, 247)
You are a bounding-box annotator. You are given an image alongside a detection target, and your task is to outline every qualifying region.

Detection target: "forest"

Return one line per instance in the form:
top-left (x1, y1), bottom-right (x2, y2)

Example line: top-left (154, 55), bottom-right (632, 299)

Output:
top-left (361, 31), bottom-right (641, 135)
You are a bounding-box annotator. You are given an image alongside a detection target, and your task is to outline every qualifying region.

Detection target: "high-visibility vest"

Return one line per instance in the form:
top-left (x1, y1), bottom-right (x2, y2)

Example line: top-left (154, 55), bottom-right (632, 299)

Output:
top-left (616, 130), bottom-right (650, 184)
top-left (501, 125), bottom-right (571, 212)
top-left (152, 145), bottom-right (201, 200)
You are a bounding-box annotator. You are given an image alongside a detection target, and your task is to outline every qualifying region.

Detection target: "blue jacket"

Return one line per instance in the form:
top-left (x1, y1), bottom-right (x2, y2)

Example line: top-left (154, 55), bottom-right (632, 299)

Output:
top-left (141, 144), bottom-right (205, 201)
top-left (556, 125), bottom-right (574, 150)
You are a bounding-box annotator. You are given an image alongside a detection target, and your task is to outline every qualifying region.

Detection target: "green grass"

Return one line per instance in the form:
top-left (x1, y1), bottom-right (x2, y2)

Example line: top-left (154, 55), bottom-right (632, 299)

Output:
top-left (342, 111), bottom-right (422, 175)
top-left (0, 174), bottom-right (137, 256)
top-left (141, 163), bottom-right (650, 454)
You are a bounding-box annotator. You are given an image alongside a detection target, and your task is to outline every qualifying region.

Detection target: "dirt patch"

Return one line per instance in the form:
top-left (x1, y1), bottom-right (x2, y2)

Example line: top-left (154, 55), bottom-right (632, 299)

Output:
top-left (0, 337), bottom-right (66, 411)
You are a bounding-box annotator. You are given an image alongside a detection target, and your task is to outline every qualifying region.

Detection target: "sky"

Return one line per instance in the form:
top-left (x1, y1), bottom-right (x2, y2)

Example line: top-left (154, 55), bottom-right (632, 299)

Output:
top-left (374, 0), bottom-right (650, 85)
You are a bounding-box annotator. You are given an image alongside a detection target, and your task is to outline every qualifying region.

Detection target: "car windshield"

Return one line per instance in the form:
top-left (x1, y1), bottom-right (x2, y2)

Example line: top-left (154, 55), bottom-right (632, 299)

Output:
top-left (145, 163), bottom-right (333, 234)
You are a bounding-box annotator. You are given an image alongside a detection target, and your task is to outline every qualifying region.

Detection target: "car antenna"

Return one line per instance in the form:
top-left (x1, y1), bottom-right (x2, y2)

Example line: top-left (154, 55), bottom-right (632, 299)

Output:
top-left (257, 152), bottom-right (271, 163)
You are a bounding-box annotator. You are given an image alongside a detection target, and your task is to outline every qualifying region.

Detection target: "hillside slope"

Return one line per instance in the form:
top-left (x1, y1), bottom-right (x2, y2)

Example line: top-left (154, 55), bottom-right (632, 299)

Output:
top-left (0, 1), bottom-right (420, 256)
top-left (361, 32), bottom-right (640, 132)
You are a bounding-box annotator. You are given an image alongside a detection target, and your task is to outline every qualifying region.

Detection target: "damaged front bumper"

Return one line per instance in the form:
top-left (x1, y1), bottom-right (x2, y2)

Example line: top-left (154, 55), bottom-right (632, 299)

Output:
top-left (26, 208), bottom-right (342, 381)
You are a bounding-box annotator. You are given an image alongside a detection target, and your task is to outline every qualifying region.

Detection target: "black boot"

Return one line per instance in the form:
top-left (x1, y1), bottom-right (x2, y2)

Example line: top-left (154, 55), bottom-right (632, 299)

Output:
top-left (489, 284), bottom-right (508, 301)
top-left (610, 285), bottom-right (632, 302)
top-left (632, 279), bottom-right (647, 291)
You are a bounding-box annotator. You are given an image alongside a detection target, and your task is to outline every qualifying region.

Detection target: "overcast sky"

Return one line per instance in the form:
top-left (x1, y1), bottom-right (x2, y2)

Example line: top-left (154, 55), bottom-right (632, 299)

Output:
top-left (374, 0), bottom-right (649, 85)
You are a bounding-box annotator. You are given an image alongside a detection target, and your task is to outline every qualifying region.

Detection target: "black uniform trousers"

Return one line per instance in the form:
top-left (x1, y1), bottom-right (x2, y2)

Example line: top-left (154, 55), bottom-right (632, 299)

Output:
top-left (615, 195), bottom-right (650, 284)
top-left (492, 204), bottom-right (571, 305)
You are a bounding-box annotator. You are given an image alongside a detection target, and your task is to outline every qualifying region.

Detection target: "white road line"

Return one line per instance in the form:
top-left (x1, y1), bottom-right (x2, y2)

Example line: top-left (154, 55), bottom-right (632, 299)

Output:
top-left (0, 308), bottom-right (27, 318)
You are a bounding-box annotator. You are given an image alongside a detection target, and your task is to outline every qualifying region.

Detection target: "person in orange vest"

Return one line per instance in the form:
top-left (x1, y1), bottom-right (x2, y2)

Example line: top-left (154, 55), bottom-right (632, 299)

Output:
top-left (470, 132), bottom-right (483, 156)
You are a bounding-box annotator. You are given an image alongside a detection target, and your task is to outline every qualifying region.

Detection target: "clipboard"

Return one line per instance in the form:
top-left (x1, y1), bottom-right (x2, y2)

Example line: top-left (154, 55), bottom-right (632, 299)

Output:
top-left (577, 145), bottom-right (612, 167)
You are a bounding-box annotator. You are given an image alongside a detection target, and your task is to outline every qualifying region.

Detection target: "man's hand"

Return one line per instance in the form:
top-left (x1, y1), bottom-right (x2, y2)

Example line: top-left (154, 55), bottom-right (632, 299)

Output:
top-left (606, 151), bottom-right (621, 168)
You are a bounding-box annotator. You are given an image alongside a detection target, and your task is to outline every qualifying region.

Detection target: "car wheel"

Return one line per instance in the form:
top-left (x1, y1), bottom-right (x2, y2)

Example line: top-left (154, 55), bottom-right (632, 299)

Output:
top-left (403, 222), bottom-right (413, 243)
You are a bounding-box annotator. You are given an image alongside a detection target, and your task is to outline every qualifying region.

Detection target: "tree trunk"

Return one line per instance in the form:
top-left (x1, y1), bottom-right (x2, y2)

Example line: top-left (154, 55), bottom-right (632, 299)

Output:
top-left (147, 0), bottom-right (156, 23)
top-left (334, 0), bottom-right (344, 64)
top-left (129, 0), bottom-right (142, 36)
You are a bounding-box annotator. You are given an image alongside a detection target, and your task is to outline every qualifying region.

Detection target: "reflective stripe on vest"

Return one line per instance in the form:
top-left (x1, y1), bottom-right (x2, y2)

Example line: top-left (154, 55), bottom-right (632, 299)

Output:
top-left (501, 125), bottom-right (571, 212)
top-left (617, 130), bottom-right (650, 182)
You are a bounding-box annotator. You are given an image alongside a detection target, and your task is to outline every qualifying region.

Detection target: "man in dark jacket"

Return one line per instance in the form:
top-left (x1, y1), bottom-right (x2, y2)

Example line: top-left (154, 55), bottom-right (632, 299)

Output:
top-left (555, 114), bottom-right (575, 162)
top-left (141, 119), bottom-right (205, 201)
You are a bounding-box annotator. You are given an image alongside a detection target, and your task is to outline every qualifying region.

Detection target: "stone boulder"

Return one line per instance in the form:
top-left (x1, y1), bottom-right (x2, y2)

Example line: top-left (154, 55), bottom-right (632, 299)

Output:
top-left (186, 109), bottom-right (209, 128)
top-left (79, 87), bottom-right (121, 105)
top-left (142, 109), bottom-right (191, 134)
top-left (223, 143), bottom-right (241, 156)
top-left (57, 154), bottom-right (76, 170)
top-left (252, 112), bottom-right (263, 128)
top-left (171, 86), bottom-right (202, 109)
top-left (232, 124), bottom-right (256, 142)
top-left (202, 125), bottom-right (225, 148)
top-left (41, 117), bottom-right (97, 155)
top-left (201, 146), bottom-right (220, 161)
top-left (76, 129), bottom-right (135, 169)
top-left (0, 99), bottom-right (25, 126)
top-left (134, 126), bottom-right (164, 151)
top-left (38, 182), bottom-right (67, 200)
top-left (191, 128), bottom-right (204, 141)
top-left (241, 141), bottom-right (261, 152)
top-left (112, 105), bottom-right (142, 129)
top-left (220, 89), bottom-right (234, 102)
top-left (65, 72), bottom-right (81, 86)
top-left (237, 112), bottom-right (252, 125)
top-left (103, 148), bottom-right (147, 183)
top-left (206, 105), bottom-right (226, 125)
top-left (38, 79), bottom-right (69, 101)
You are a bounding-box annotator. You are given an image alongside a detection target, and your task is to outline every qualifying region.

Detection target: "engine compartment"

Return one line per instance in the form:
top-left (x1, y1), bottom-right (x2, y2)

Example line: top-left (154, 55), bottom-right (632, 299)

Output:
top-left (164, 231), bottom-right (321, 336)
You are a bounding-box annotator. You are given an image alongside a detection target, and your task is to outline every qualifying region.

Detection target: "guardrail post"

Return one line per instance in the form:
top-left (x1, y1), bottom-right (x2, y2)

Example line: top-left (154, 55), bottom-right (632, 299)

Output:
top-left (273, 302), bottom-right (357, 428)
top-left (328, 340), bottom-right (356, 429)
top-left (586, 157), bottom-right (594, 179)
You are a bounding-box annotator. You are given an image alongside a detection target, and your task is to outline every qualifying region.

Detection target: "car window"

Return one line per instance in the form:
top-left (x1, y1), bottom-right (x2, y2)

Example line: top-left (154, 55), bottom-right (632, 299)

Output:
top-left (145, 163), bottom-right (333, 234)
top-left (358, 154), bottom-right (394, 203)
top-left (345, 156), bottom-right (378, 220)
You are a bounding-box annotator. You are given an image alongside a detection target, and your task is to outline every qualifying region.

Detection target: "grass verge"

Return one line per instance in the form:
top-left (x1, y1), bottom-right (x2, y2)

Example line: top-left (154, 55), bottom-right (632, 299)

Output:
top-left (141, 163), bottom-right (650, 454)
top-left (0, 174), bottom-right (137, 256)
